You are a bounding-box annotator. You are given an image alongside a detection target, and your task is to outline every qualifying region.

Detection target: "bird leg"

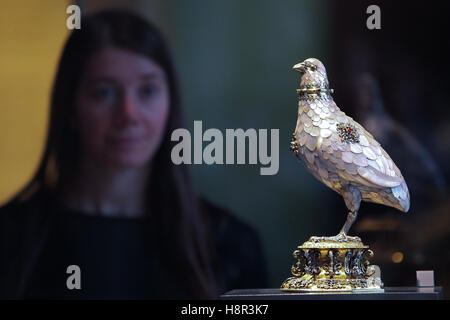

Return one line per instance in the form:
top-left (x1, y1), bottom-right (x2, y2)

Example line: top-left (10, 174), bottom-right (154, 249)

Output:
top-left (314, 211), bottom-right (360, 242)
top-left (310, 210), bottom-right (361, 243)
top-left (334, 185), bottom-right (362, 241)
top-left (309, 187), bottom-right (362, 243)
top-left (337, 210), bottom-right (359, 239)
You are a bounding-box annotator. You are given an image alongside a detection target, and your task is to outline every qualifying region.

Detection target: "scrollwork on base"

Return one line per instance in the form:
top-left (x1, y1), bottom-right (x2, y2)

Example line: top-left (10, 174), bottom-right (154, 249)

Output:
top-left (281, 236), bottom-right (383, 292)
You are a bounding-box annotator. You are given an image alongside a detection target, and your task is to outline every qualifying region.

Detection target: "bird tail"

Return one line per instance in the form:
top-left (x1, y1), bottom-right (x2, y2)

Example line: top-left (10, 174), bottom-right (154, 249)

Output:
top-left (391, 181), bottom-right (410, 212)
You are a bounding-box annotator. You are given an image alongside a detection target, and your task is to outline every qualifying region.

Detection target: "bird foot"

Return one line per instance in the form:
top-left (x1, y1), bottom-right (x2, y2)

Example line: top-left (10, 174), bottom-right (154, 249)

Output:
top-left (329, 232), bottom-right (361, 243)
top-left (309, 233), bottom-right (361, 243)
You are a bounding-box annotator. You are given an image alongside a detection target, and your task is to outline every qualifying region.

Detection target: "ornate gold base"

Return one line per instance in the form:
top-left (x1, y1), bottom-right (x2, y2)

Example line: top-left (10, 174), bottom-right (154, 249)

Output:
top-left (281, 236), bottom-right (383, 292)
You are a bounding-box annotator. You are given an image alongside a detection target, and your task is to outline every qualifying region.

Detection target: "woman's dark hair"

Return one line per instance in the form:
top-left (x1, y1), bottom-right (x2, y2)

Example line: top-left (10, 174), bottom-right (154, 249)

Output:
top-left (15, 9), bottom-right (216, 299)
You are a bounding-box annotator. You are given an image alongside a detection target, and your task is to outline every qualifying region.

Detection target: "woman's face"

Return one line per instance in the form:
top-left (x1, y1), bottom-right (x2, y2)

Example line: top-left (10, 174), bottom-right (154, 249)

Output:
top-left (74, 47), bottom-right (170, 168)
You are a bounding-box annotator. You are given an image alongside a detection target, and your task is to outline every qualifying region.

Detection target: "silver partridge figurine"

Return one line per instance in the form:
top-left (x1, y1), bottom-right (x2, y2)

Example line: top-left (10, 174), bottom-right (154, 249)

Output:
top-left (290, 58), bottom-right (410, 242)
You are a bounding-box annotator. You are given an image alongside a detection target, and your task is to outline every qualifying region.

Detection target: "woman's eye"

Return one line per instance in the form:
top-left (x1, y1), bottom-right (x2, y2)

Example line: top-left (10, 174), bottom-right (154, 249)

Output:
top-left (91, 86), bottom-right (116, 101)
top-left (139, 85), bottom-right (158, 99)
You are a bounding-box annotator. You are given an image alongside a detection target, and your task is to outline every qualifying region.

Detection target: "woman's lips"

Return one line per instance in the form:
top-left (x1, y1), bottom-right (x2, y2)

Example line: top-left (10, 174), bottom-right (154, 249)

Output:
top-left (109, 136), bottom-right (144, 148)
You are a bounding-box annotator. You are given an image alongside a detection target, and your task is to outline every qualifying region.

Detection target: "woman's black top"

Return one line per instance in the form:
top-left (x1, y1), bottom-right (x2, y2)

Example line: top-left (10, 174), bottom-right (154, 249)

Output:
top-left (0, 191), bottom-right (267, 299)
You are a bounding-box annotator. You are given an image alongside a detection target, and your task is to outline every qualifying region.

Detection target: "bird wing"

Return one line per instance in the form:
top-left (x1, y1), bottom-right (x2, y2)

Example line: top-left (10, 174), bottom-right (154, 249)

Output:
top-left (319, 111), bottom-right (404, 189)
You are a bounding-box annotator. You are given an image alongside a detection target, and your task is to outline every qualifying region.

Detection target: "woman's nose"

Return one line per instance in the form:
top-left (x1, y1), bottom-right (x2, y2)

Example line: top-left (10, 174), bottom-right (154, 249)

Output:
top-left (115, 92), bottom-right (140, 124)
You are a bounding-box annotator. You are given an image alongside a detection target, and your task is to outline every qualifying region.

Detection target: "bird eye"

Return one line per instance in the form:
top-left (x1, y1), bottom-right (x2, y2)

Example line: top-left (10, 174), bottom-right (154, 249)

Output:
top-left (310, 65), bottom-right (317, 71)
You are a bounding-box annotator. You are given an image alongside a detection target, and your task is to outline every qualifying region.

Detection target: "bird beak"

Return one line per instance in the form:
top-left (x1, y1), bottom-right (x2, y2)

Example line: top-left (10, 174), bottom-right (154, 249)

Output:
top-left (293, 62), bottom-right (306, 73)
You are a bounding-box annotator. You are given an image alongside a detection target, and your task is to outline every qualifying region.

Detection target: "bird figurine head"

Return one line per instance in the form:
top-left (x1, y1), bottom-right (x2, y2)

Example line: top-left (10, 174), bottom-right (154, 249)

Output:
top-left (293, 58), bottom-right (329, 89)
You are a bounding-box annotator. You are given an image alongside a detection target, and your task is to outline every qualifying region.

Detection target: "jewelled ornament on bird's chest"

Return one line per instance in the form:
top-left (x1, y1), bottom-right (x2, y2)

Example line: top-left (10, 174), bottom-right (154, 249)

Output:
top-left (337, 123), bottom-right (360, 143)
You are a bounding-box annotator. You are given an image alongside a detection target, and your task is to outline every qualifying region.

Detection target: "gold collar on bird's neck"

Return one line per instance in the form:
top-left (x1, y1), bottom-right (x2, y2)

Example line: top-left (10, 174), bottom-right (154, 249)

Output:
top-left (296, 85), bottom-right (334, 100)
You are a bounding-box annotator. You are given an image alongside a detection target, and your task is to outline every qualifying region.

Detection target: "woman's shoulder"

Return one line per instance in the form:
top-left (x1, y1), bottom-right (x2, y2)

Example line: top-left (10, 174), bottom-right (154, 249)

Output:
top-left (0, 194), bottom-right (30, 222)
top-left (0, 188), bottom-right (54, 244)
top-left (0, 188), bottom-right (49, 219)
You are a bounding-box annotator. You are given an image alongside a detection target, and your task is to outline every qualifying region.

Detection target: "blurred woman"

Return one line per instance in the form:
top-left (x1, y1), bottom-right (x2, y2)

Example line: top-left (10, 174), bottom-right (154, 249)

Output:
top-left (0, 9), bottom-right (267, 299)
